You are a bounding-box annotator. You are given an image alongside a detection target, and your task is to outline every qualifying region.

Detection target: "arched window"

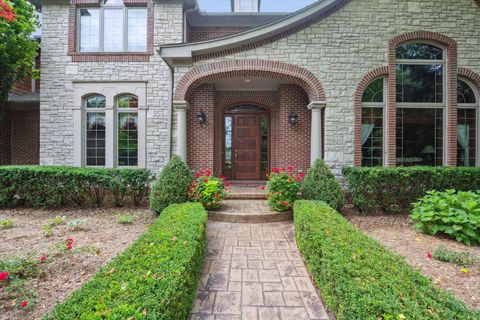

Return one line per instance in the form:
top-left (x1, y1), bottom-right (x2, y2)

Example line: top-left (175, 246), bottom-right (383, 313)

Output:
top-left (116, 94), bottom-right (138, 166)
top-left (361, 78), bottom-right (385, 167)
top-left (457, 79), bottom-right (478, 166)
top-left (84, 95), bottom-right (106, 166)
top-left (395, 42), bottom-right (445, 166)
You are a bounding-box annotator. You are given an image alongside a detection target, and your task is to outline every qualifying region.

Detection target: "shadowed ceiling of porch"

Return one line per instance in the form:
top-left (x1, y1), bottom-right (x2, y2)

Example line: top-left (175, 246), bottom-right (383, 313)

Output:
top-left (213, 77), bottom-right (289, 91)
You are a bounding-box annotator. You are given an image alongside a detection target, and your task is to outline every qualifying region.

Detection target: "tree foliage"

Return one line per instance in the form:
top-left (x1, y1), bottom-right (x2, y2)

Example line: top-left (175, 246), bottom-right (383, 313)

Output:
top-left (0, 0), bottom-right (39, 102)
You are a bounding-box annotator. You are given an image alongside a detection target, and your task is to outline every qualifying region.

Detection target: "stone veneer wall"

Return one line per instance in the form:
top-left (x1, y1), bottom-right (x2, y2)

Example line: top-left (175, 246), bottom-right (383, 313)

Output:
top-left (40, 1), bottom-right (183, 173)
top-left (173, 0), bottom-right (480, 175)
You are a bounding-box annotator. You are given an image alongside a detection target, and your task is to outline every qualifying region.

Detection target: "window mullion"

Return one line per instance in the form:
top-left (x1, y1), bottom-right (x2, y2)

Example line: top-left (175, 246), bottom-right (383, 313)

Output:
top-left (99, 8), bottom-right (104, 52)
top-left (124, 8), bottom-right (128, 52)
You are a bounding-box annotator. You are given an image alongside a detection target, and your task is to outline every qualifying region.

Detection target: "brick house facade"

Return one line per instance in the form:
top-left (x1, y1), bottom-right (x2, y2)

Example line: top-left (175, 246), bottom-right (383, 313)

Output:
top-left (5, 0), bottom-right (479, 178)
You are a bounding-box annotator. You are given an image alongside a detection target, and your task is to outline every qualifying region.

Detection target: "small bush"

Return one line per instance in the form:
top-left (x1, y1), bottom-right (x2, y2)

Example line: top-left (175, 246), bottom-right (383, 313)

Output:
top-left (343, 166), bottom-right (480, 214)
top-left (189, 169), bottom-right (228, 210)
top-left (411, 190), bottom-right (480, 245)
top-left (265, 167), bottom-right (303, 212)
top-left (0, 219), bottom-right (13, 229)
top-left (0, 166), bottom-right (154, 208)
top-left (47, 216), bottom-right (66, 226)
top-left (149, 155), bottom-right (193, 215)
top-left (42, 224), bottom-right (53, 237)
top-left (67, 219), bottom-right (87, 231)
top-left (46, 203), bottom-right (207, 320)
top-left (117, 214), bottom-right (135, 224)
top-left (294, 200), bottom-right (479, 319)
top-left (433, 246), bottom-right (479, 267)
top-left (301, 159), bottom-right (344, 210)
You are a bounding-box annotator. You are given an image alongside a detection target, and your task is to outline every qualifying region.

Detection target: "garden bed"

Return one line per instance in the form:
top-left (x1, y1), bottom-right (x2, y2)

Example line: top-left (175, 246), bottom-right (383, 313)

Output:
top-left (343, 203), bottom-right (480, 310)
top-left (0, 207), bottom-right (155, 320)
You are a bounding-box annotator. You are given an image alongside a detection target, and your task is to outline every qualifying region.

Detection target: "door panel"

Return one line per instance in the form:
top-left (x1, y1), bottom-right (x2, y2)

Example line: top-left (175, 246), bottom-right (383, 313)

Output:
top-left (234, 115), bottom-right (260, 180)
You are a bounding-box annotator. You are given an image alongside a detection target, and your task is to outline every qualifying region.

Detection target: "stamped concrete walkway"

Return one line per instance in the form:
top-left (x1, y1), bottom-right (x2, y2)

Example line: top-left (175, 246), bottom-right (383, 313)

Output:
top-left (189, 220), bottom-right (329, 320)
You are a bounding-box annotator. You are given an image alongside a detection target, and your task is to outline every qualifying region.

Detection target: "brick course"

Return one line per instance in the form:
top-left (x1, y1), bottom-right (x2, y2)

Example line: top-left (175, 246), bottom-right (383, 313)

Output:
top-left (188, 26), bottom-right (252, 43)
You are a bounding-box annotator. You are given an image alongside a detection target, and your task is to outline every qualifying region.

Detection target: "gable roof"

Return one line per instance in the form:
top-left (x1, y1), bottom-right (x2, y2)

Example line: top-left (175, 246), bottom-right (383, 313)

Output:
top-left (159, 0), bottom-right (351, 66)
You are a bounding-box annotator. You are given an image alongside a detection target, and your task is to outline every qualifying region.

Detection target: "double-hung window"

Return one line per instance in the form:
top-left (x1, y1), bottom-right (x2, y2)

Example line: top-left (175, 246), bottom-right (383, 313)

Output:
top-left (79, 0), bottom-right (147, 53)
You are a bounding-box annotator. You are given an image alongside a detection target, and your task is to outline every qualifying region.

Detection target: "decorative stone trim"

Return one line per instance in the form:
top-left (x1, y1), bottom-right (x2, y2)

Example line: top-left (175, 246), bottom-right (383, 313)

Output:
top-left (387, 31), bottom-right (457, 167)
top-left (175, 59), bottom-right (326, 103)
top-left (458, 67), bottom-right (480, 92)
top-left (67, 1), bottom-right (154, 62)
top-left (353, 66), bottom-right (389, 166)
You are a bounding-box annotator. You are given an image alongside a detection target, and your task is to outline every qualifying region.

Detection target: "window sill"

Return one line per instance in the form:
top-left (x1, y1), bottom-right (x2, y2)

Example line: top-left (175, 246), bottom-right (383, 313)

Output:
top-left (68, 52), bottom-right (153, 62)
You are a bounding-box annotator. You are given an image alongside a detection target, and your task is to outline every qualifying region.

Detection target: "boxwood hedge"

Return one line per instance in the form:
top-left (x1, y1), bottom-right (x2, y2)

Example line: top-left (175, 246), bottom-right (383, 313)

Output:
top-left (294, 200), bottom-right (479, 320)
top-left (45, 202), bottom-right (207, 320)
top-left (343, 166), bottom-right (480, 214)
top-left (0, 166), bottom-right (154, 208)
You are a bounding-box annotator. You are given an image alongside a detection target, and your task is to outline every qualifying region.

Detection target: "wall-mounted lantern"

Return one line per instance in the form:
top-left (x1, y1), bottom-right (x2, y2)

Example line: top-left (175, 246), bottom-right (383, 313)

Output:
top-left (196, 110), bottom-right (206, 125)
top-left (288, 112), bottom-right (298, 126)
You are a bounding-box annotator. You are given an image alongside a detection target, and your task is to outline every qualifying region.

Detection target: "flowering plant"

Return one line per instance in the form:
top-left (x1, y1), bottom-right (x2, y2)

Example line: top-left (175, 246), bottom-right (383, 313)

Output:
top-left (0, 271), bottom-right (9, 281)
top-left (0, 0), bottom-right (15, 22)
top-left (264, 166), bottom-right (304, 212)
top-left (189, 169), bottom-right (229, 210)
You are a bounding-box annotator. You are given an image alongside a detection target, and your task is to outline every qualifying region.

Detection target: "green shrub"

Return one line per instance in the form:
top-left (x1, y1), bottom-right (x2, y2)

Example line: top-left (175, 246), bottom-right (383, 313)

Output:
top-left (46, 203), bottom-right (207, 320)
top-left (117, 214), bottom-right (135, 224)
top-left (301, 159), bottom-right (344, 210)
top-left (149, 155), bottom-right (193, 215)
top-left (294, 200), bottom-right (479, 320)
top-left (0, 166), bottom-right (154, 208)
top-left (342, 166), bottom-right (480, 214)
top-left (411, 190), bottom-right (480, 245)
top-left (189, 169), bottom-right (228, 210)
top-left (433, 246), bottom-right (479, 267)
top-left (0, 219), bottom-right (13, 229)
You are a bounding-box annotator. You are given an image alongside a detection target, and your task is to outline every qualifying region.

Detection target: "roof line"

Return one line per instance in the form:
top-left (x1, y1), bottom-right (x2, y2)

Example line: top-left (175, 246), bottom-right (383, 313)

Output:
top-left (159, 0), bottom-right (345, 65)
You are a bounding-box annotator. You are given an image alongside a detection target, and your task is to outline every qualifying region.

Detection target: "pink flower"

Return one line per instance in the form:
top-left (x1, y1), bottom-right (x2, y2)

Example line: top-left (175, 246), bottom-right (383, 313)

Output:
top-left (299, 172), bottom-right (305, 178)
top-left (426, 252), bottom-right (433, 259)
top-left (296, 177), bottom-right (302, 182)
top-left (0, 271), bottom-right (9, 281)
top-left (39, 256), bottom-right (48, 262)
top-left (261, 185), bottom-right (265, 190)
top-left (288, 166), bottom-right (293, 172)
top-left (224, 182), bottom-right (230, 187)
top-left (21, 300), bottom-right (28, 308)
top-left (203, 178), bottom-right (209, 183)
top-left (220, 176), bottom-right (227, 181)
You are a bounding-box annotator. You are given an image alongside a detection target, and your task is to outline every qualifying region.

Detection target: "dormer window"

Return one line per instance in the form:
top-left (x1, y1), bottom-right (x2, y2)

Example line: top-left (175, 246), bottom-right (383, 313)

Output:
top-left (232, 0), bottom-right (259, 13)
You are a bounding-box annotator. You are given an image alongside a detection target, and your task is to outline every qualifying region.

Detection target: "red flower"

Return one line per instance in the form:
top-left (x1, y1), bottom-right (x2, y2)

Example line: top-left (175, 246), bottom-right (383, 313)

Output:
top-left (39, 256), bottom-right (48, 262)
top-left (281, 201), bottom-right (289, 207)
top-left (299, 172), bottom-right (305, 178)
top-left (0, 271), bottom-right (9, 281)
top-left (66, 237), bottom-right (74, 243)
top-left (280, 167), bottom-right (286, 172)
top-left (21, 300), bottom-right (28, 308)
top-left (203, 178), bottom-right (209, 183)
top-left (296, 177), bottom-right (302, 182)
top-left (0, 1), bottom-right (16, 23)
top-left (66, 237), bottom-right (74, 250)
top-left (272, 167), bottom-right (280, 174)
top-left (220, 176), bottom-right (227, 181)
top-left (426, 252), bottom-right (433, 259)
top-left (261, 185), bottom-right (265, 190)
top-left (224, 182), bottom-right (230, 187)
top-left (199, 170), bottom-right (204, 175)
top-left (288, 166), bottom-right (293, 172)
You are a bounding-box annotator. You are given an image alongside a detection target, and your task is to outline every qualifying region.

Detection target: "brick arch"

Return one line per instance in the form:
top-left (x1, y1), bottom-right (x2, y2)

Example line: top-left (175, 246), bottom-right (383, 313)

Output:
top-left (387, 31), bottom-right (458, 166)
top-left (175, 60), bottom-right (326, 103)
top-left (458, 67), bottom-right (480, 94)
top-left (354, 66), bottom-right (389, 166)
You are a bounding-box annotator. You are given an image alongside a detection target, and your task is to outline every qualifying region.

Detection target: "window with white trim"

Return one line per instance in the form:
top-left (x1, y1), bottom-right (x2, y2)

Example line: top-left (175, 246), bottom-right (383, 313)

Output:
top-left (78, 0), bottom-right (147, 53)
top-left (457, 79), bottom-right (478, 167)
top-left (85, 95), bottom-right (106, 166)
top-left (361, 78), bottom-right (385, 167)
top-left (395, 43), bottom-right (445, 167)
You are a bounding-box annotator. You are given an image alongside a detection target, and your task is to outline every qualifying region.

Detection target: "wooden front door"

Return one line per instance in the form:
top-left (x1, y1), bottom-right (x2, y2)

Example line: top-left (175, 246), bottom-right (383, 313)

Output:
top-left (234, 115), bottom-right (260, 180)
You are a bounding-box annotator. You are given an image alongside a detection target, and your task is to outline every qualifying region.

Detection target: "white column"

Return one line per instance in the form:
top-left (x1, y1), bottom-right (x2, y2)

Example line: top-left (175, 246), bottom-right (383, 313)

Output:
top-left (308, 101), bottom-right (326, 165)
top-left (174, 101), bottom-right (190, 162)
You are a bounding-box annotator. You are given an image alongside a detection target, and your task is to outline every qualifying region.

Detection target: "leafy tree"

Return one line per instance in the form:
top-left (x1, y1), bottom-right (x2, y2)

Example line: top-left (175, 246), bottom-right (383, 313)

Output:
top-left (0, 0), bottom-right (39, 102)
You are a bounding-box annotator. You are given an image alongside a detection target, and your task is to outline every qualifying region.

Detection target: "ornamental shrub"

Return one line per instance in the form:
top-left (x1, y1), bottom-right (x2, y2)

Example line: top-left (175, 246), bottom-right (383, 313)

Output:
top-left (189, 169), bottom-right (228, 210)
top-left (342, 166), bottom-right (480, 214)
top-left (46, 203), bottom-right (207, 320)
top-left (294, 200), bottom-right (480, 320)
top-left (149, 155), bottom-right (193, 215)
top-left (265, 167), bottom-right (303, 212)
top-left (301, 159), bottom-right (344, 210)
top-left (0, 166), bottom-right (153, 208)
top-left (410, 190), bottom-right (480, 245)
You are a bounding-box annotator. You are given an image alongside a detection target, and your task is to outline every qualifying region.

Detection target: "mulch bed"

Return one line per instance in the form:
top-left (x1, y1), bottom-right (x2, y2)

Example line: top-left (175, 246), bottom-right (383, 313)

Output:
top-left (0, 207), bottom-right (155, 320)
top-left (342, 203), bottom-right (480, 310)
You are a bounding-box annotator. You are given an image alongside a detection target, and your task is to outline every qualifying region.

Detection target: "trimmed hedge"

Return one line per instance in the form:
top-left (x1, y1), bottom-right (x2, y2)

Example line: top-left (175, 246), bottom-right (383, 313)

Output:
top-left (46, 202), bottom-right (207, 320)
top-left (294, 200), bottom-right (479, 320)
top-left (0, 166), bottom-right (153, 208)
top-left (149, 155), bottom-right (193, 215)
top-left (343, 166), bottom-right (480, 214)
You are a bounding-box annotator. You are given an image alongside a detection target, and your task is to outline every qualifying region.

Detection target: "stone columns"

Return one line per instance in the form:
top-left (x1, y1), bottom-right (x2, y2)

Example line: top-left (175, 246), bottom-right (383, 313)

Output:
top-left (174, 100), bottom-right (190, 162)
top-left (308, 101), bottom-right (326, 165)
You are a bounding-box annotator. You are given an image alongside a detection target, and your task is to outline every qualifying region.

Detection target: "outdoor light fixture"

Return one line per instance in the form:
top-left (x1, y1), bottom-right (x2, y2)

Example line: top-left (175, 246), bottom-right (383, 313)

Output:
top-left (196, 110), bottom-right (206, 125)
top-left (288, 112), bottom-right (298, 126)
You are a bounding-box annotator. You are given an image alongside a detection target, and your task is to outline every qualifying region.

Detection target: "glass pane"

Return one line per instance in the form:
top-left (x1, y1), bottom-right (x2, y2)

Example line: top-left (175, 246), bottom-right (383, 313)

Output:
top-left (86, 112), bottom-right (106, 166)
top-left (224, 117), bottom-right (232, 172)
top-left (226, 105), bottom-right (267, 113)
top-left (118, 113), bottom-right (138, 166)
top-left (260, 117), bottom-right (269, 174)
top-left (104, 9), bottom-right (124, 52)
top-left (457, 108), bottom-right (476, 167)
top-left (127, 8), bottom-right (147, 52)
top-left (239, 0), bottom-right (254, 11)
top-left (458, 80), bottom-right (476, 104)
top-left (86, 95), bottom-right (106, 109)
top-left (79, 8), bottom-right (100, 52)
top-left (362, 78), bottom-right (384, 103)
top-left (396, 108), bottom-right (443, 167)
top-left (396, 43), bottom-right (443, 60)
top-left (104, 0), bottom-right (123, 5)
top-left (117, 95), bottom-right (138, 108)
top-left (396, 64), bottom-right (443, 103)
top-left (361, 107), bottom-right (383, 167)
